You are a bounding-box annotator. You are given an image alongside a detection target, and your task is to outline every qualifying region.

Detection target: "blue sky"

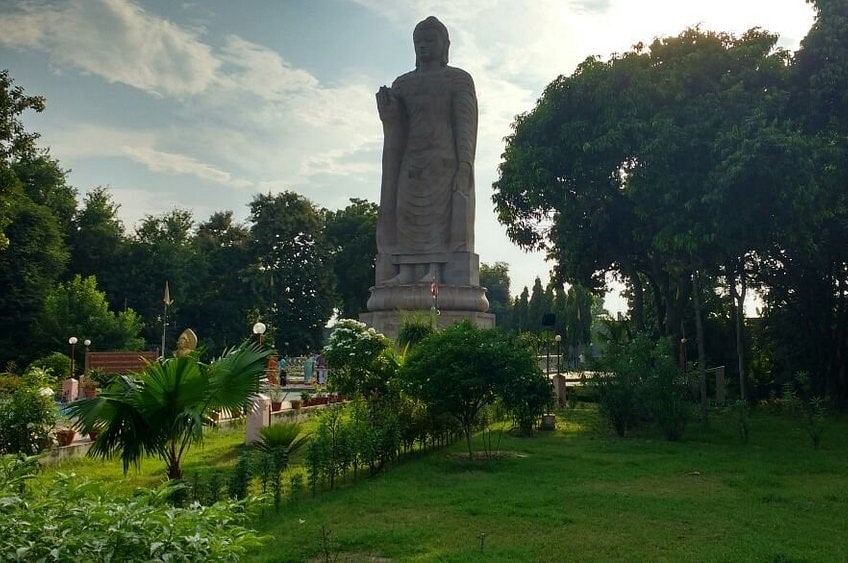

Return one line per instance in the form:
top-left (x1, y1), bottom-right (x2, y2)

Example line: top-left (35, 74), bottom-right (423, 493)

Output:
top-left (0, 0), bottom-right (815, 310)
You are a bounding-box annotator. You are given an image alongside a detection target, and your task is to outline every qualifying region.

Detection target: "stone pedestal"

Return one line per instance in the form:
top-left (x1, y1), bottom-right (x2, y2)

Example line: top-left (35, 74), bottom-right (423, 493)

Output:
top-left (61, 378), bottom-right (79, 403)
top-left (245, 394), bottom-right (270, 445)
top-left (360, 310), bottom-right (495, 340)
top-left (367, 283), bottom-right (488, 312)
top-left (551, 374), bottom-right (567, 408)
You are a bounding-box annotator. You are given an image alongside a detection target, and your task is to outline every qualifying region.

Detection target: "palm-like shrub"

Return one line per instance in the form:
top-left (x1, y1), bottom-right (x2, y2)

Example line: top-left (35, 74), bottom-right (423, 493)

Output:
top-left (67, 341), bottom-right (271, 479)
top-left (256, 422), bottom-right (310, 460)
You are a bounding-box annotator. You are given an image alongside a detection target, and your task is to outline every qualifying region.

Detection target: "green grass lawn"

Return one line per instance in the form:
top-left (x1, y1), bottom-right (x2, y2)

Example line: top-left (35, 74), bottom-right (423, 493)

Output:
top-left (40, 406), bottom-right (848, 561)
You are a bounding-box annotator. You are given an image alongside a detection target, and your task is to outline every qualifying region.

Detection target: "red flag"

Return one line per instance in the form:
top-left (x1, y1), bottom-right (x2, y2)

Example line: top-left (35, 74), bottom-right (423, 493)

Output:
top-left (430, 276), bottom-right (439, 297)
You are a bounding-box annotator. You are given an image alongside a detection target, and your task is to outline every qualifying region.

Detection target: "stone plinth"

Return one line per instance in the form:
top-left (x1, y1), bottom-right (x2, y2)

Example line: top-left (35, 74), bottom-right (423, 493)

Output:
top-left (61, 378), bottom-right (78, 403)
top-left (245, 394), bottom-right (270, 445)
top-left (360, 310), bottom-right (494, 340)
top-left (367, 283), bottom-right (488, 312)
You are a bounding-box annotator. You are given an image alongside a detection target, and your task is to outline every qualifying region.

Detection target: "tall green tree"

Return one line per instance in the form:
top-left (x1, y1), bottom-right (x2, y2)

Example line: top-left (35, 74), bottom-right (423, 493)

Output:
top-left (68, 186), bottom-right (129, 316)
top-left (323, 198), bottom-right (377, 318)
top-left (0, 71), bottom-right (70, 367)
top-left (527, 277), bottom-right (546, 332)
top-left (184, 210), bottom-right (254, 354)
top-left (759, 0), bottom-right (848, 403)
top-left (493, 28), bottom-right (797, 343)
top-left (122, 209), bottom-right (200, 349)
top-left (0, 69), bottom-right (45, 251)
top-left (480, 261), bottom-right (512, 327)
top-left (33, 275), bottom-right (144, 364)
top-left (0, 199), bottom-right (67, 368)
top-left (248, 192), bottom-right (335, 354)
top-left (513, 286), bottom-right (530, 333)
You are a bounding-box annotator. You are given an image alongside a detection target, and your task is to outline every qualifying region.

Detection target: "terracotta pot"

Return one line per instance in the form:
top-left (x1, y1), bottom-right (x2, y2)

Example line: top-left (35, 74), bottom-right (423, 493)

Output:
top-left (271, 401), bottom-right (282, 412)
top-left (290, 399), bottom-right (302, 410)
top-left (88, 430), bottom-right (100, 441)
top-left (56, 429), bottom-right (76, 447)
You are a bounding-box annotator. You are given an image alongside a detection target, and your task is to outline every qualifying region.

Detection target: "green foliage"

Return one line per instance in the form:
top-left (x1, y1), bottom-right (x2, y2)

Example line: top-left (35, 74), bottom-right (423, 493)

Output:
top-left (642, 345), bottom-right (691, 441)
top-left (323, 198), bottom-right (378, 318)
top-left (396, 313), bottom-right (435, 349)
top-left (733, 400), bottom-right (751, 444)
top-left (402, 322), bottom-right (540, 457)
top-left (322, 319), bottom-right (393, 397)
top-left (0, 368), bottom-right (57, 454)
top-left (248, 192), bottom-right (335, 354)
top-left (66, 341), bottom-right (272, 479)
top-left (35, 274), bottom-right (145, 357)
top-left (228, 449), bottom-right (252, 501)
top-left (256, 422), bottom-right (310, 512)
top-left (593, 334), bottom-right (690, 440)
top-left (782, 373), bottom-right (828, 449)
top-left (26, 352), bottom-right (70, 380)
top-left (480, 261), bottom-right (511, 327)
top-left (0, 198), bottom-right (68, 367)
top-left (0, 455), bottom-right (264, 561)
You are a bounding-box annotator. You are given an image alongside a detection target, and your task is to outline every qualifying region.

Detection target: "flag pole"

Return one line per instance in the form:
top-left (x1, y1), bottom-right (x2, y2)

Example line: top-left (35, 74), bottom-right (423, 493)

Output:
top-left (162, 281), bottom-right (173, 358)
top-left (430, 273), bottom-right (439, 326)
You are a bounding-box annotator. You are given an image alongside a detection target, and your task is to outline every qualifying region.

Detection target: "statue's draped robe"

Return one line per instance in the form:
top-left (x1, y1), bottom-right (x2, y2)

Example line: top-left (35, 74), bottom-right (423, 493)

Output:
top-left (378, 66), bottom-right (477, 258)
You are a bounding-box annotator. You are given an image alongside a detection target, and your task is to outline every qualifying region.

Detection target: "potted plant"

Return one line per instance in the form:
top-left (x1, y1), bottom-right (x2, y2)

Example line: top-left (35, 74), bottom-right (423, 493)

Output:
top-left (80, 377), bottom-right (97, 398)
top-left (301, 391), bottom-right (311, 407)
top-left (55, 427), bottom-right (76, 447)
top-left (269, 383), bottom-right (284, 412)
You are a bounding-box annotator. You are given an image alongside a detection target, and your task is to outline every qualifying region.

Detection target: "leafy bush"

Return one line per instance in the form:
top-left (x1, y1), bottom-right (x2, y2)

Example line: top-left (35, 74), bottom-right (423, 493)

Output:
top-left (402, 322), bottom-right (541, 456)
top-left (0, 455), bottom-right (265, 561)
top-left (592, 334), bottom-right (690, 439)
top-left (0, 368), bottom-right (57, 454)
top-left (26, 352), bottom-right (70, 380)
top-left (643, 348), bottom-right (690, 441)
top-left (396, 314), bottom-right (435, 349)
top-left (322, 319), bottom-right (393, 397)
top-left (732, 400), bottom-right (751, 444)
top-left (782, 373), bottom-right (827, 449)
top-left (499, 361), bottom-right (552, 436)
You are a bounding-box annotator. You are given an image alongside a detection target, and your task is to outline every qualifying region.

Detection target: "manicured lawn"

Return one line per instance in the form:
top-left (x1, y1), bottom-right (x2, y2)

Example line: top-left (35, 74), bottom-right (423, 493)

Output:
top-left (39, 406), bottom-right (848, 561)
top-left (246, 407), bottom-right (848, 562)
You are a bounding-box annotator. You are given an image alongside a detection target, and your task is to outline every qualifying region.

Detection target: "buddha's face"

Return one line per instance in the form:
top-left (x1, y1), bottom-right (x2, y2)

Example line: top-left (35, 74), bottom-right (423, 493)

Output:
top-left (414, 27), bottom-right (443, 65)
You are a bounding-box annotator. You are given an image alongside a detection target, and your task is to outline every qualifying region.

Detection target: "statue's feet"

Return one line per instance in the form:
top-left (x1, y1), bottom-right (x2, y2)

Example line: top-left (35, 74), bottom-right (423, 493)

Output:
top-left (418, 263), bottom-right (440, 284)
top-left (383, 270), bottom-right (414, 286)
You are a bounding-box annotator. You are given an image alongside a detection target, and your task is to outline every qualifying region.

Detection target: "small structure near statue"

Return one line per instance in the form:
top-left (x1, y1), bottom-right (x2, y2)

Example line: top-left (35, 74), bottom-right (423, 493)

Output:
top-left (359, 16), bottom-right (494, 338)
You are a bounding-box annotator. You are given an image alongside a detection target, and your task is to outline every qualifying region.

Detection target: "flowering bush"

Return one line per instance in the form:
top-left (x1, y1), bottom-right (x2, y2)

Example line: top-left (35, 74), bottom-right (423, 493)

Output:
top-left (322, 319), bottom-right (394, 397)
top-left (0, 368), bottom-right (57, 455)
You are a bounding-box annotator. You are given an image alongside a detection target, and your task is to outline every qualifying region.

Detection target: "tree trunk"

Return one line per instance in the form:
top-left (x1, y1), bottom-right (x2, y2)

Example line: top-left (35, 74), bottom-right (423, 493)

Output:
top-left (625, 264), bottom-right (645, 332)
top-left (167, 445), bottom-right (182, 480)
top-left (693, 271), bottom-right (709, 424)
top-left (728, 268), bottom-right (747, 401)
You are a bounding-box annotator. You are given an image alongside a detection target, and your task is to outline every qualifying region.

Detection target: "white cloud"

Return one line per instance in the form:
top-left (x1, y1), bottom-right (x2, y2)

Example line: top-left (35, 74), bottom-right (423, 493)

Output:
top-left (5, 0), bottom-right (817, 299)
top-left (0, 0), bottom-right (219, 97)
top-left (122, 145), bottom-right (253, 189)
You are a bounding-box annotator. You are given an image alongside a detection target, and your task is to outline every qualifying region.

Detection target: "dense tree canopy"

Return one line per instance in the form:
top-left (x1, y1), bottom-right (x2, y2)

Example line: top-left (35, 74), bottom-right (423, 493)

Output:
top-left (323, 198), bottom-right (378, 318)
top-left (493, 16), bottom-right (848, 404)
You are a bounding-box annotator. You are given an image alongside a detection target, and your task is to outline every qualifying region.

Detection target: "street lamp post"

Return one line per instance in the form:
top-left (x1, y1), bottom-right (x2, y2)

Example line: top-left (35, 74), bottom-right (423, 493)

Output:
top-left (253, 322), bottom-right (267, 346)
top-left (68, 336), bottom-right (78, 378)
top-left (555, 334), bottom-right (562, 373)
top-left (83, 339), bottom-right (91, 376)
